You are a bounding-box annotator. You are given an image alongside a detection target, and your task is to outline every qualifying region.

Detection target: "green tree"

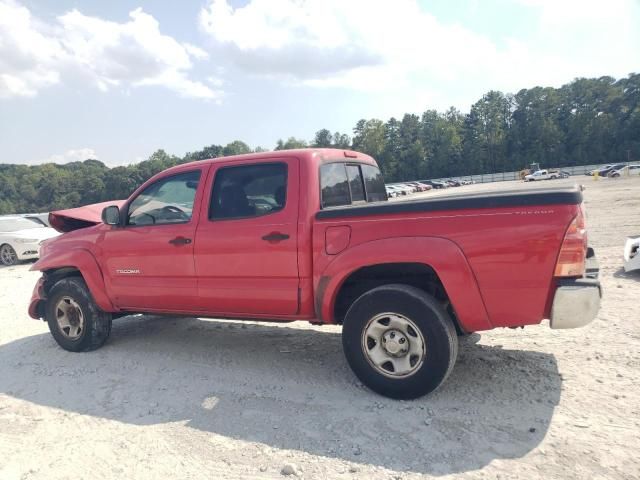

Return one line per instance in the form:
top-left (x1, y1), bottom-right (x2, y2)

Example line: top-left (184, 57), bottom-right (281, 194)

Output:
top-left (332, 132), bottom-right (351, 149)
top-left (1, 73), bottom-right (638, 215)
top-left (183, 144), bottom-right (223, 162)
top-left (352, 119), bottom-right (385, 159)
top-left (463, 91), bottom-right (511, 173)
top-left (275, 137), bottom-right (308, 150)
top-left (379, 117), bottom-right (401, 180)
top-left (222, 141), bottom-right (252, 156)
top-left (312, 129), bottom-right (333, 147)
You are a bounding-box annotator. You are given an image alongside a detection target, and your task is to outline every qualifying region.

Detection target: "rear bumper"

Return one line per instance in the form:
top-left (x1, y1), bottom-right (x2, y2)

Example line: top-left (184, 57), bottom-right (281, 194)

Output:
top-left (549, 248), bottom-right (601, 329)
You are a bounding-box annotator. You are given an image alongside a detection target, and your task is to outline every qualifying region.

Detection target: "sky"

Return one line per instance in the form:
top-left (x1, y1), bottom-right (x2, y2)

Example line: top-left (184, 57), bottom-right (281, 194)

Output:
top-left (1, 0), bottom-right (639, 166)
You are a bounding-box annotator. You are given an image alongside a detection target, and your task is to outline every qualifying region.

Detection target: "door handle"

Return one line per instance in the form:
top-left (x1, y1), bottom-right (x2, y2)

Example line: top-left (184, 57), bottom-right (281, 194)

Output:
top-left (169, 236), bottom-right (192, 245)
top-left (262, 232), bottom-right (290, 242)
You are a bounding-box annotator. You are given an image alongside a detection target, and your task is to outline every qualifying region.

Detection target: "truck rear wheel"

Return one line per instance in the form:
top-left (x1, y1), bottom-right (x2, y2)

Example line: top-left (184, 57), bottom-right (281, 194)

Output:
top-left (45, 277), bottom-right (112, 352)
top-left (342, 284), bottom-right (458, 399)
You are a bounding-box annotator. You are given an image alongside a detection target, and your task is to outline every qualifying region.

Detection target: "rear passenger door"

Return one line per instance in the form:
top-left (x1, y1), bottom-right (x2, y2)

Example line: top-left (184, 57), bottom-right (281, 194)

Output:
top-left (194, 158), bottom-right (300, 316)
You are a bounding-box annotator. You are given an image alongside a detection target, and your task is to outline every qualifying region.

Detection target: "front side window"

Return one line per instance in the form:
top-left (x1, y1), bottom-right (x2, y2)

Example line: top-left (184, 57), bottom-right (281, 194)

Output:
top-left (127, 171), bottom-right (201, 226)
top-left (210, 163), bottom-right (287, 220)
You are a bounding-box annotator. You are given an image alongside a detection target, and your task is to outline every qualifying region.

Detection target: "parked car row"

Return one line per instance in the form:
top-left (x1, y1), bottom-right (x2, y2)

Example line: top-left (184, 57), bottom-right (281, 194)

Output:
top-left (587, 163), bottom-right (640, 178)
top-left (385, 182), bottom-right (431, 197)
top-left (385, 178), bottom-right (473, 198)
top-left (609, 165), bottom-right (640, 177)
top-left (585, 163), bottom-right (640, 177)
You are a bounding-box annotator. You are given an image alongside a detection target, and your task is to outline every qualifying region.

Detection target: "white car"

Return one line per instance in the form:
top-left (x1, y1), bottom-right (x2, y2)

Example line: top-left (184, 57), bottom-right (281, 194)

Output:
top-left (385, 185), bottom-right (406, 196)
top-left (392, 184), bottom-right (414, 195)
top-left (608, 165), bottom-right (640, 177)
top-left (385, 185), bottom-right (399, 198)
top-left (524, 169), bottom-right (559, 181)
top-left (0, 216), bottom-right (60, 266)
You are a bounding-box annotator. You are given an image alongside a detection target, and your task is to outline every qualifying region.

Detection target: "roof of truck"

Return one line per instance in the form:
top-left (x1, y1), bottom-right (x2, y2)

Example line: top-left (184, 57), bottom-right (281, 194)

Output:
top-left (163, 148), bottom-right (377, 175)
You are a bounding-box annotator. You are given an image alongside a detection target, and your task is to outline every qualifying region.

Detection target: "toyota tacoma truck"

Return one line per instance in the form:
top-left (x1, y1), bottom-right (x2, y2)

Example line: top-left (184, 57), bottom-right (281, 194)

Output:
top-left (28, 149), bottom-right (601, 399)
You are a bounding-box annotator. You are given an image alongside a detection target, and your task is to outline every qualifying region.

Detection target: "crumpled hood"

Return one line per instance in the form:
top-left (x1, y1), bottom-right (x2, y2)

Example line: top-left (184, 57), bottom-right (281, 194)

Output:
top-left (49, 200), bottom-right (125, 233)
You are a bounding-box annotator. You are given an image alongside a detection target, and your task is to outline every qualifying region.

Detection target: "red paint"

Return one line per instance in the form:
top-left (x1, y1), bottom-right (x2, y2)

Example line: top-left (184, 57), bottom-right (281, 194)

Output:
top-left (29, 148), bottom-right (583, 334)
top-left (325, 226), bottom-right (351, 255)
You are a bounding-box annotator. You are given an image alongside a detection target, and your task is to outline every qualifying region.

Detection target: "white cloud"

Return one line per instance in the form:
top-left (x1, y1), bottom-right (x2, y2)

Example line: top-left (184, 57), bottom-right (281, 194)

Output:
top-left (512, 0), bottom-right (640, 83)
top-left (0, 1), bottom-right (220, 99)
top-left (199, 0), bottom-right (384, 79)
top-left (0, 0), bottom-right (65, 97)
top-left (42, 148), bottom-right (99, 164)
top-left (198, 0), bottom-right (640, 102)
top-left (197, 0), bottom-right (519, 91)
top-left (200, 0), bottom-right (496, 84)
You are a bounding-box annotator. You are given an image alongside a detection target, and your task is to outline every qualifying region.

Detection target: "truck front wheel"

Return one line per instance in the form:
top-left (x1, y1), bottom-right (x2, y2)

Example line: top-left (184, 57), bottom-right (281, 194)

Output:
top-left (45, 277), bottom-right (112, 352)
top-left (342, 284), bottom-right (458, 399)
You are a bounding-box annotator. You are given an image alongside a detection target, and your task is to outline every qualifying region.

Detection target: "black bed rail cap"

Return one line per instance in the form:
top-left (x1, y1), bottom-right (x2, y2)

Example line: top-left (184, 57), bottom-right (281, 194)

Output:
top-left (316, 185), bottom-right (583, 220)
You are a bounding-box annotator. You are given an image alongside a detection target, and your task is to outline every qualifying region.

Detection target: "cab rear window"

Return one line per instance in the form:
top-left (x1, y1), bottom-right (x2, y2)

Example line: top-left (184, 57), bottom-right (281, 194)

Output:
top-left (320, 163), bottom-right (387, 208)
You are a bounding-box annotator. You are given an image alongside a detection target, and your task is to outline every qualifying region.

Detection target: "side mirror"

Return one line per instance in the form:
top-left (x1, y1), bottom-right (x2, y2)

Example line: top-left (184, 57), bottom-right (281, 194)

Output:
top-left (102, 205), bottom-right (121, 226)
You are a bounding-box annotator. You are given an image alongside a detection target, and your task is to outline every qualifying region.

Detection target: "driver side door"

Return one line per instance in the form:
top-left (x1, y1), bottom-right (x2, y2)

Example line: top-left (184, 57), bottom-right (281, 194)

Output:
top-left (99, 167), bottom-right (207, 312)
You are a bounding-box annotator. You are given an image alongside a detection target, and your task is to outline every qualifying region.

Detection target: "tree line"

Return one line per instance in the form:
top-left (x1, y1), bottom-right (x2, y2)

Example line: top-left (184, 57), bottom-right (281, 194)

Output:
top-left (1, 74), bottom-right (638, 215)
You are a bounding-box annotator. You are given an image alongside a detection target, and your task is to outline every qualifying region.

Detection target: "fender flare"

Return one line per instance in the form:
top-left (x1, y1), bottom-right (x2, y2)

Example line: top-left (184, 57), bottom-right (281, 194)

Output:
top-left (31, 248), bottom-right (117, 312)
top-left (316, 236), bottom-right (492, 332)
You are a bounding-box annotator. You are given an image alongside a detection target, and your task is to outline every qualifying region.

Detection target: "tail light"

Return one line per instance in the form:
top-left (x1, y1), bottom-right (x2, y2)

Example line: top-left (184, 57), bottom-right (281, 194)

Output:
top-left (554, 205), bottom-right (587, 277)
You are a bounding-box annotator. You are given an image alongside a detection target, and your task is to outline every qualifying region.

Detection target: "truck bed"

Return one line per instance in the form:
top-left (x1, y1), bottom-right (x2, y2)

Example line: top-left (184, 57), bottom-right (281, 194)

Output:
top-left (317, 185), bottom-right (582, 219)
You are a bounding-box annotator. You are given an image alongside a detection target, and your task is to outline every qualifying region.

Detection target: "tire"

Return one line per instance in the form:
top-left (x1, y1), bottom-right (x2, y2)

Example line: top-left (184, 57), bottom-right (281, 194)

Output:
top-left (342, 284), bottom-right (458, 399)
top-left (45, 277), bottom-right (112, 352)
top-left (0, 244), bottom-right (18, 266)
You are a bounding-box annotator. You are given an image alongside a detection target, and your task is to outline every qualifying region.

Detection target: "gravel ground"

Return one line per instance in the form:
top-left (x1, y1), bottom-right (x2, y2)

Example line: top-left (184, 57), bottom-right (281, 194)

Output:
top-left (1, 177), bottom-right (639, 479)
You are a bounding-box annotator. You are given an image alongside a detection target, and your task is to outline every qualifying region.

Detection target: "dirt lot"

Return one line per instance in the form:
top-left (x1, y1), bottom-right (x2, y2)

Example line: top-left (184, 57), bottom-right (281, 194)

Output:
top-left (1, 177), bottom-right (639, 480)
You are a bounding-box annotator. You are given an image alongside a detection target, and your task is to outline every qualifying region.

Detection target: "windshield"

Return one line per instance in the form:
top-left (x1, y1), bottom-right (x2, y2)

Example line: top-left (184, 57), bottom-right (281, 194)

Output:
top-left (0, 217), bottom-right (45, 232)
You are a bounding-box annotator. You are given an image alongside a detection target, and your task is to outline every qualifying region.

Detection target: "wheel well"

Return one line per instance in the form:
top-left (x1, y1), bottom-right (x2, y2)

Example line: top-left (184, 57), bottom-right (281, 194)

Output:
top-left (43, 267), bottom-right (83, 295)
top-left (333, 263), bottom-right (461, 330)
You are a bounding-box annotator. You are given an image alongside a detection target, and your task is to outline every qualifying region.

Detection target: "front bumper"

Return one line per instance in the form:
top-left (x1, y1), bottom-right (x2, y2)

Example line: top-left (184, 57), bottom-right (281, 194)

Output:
top-left (549, 248), bottom-right (602, 329)
top-left (15, 240), bottom-right (44, 260)
top-left (28, 276), bottom-right (46, 320)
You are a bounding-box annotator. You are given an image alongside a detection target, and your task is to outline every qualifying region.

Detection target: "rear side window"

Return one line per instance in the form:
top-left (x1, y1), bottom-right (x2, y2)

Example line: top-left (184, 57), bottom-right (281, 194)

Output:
top-left (346, 165), bottom-right (365, 202)
top-left (320, 163), bottom-right (351, 208)
top-left (320, 163), bottom-right (388, 208)
top-left (361, 165), bottom-right (387, 202)
top-left (210, 163), bottom-right (287, 220)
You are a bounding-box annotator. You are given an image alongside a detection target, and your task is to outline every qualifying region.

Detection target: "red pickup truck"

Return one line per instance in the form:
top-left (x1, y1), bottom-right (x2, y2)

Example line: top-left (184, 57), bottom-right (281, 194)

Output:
top-left (28, 149), bottom-right (601, 399)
